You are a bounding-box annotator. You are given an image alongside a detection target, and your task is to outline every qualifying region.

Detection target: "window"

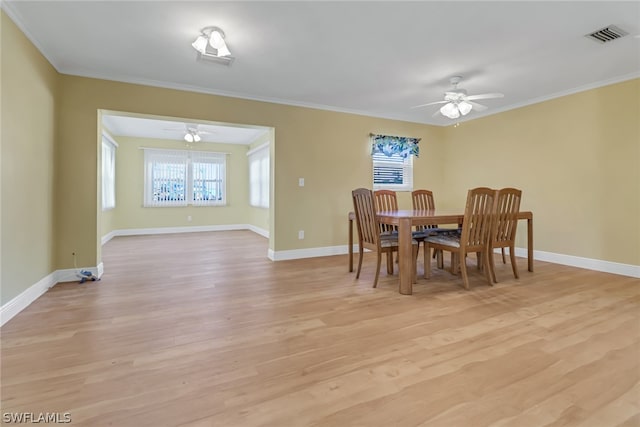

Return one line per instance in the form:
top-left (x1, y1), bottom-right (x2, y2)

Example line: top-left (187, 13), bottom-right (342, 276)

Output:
top-left (370, 133), bottom-right (419, 192)
top-left (247, 142), bottom-right (269, 208)
top-left (143, 148), bottom-right (226, 207)
top-left (101, 133), bottom-right (117, 210)
top-left (372, 152), bottom-right (413, 191)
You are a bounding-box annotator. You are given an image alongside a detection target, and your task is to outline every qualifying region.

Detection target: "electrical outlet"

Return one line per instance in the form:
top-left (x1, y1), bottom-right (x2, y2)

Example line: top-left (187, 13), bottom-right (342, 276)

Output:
top-left (187, 215), bottom-right (192, 222)
top-left (298, 230), bottom-right (304, 240)
top-left (298, 178), bottom-right (305, 187)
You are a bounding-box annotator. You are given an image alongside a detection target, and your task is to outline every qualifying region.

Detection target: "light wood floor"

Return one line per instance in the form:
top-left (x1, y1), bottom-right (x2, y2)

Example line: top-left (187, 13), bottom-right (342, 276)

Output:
top-left (1, 231), bottom-right (639, 426)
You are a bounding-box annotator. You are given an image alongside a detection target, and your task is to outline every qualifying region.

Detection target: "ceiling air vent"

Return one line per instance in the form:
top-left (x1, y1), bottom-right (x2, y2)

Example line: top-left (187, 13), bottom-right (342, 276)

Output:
top-left (586, 25), bottom-right (628, 43)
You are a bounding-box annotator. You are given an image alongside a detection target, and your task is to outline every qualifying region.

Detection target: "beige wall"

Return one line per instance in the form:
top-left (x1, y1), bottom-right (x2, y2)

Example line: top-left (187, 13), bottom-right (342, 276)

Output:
top-left (54, 75), bottom-right (443, 269)
top-left (1, 12), bottom-right (59, 305)
top-left (440, 79), bottom-right (640, 265)
top-left (107, 136), bottom-right (250, 231)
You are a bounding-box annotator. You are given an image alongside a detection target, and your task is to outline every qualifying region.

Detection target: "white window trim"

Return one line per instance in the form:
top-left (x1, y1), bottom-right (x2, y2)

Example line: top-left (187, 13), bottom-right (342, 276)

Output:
top-left (247, 142), bottom-right (270, 208)
top-left (372, 153), bottom-right (413, 191)
top-left (101, 132), bottom-right (118, 211)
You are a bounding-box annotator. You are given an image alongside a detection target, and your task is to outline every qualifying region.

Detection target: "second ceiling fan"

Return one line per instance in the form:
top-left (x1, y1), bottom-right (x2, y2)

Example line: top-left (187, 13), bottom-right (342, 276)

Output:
top-left (413, 76), bottom-right (504, 119)
top-left (163, 123), bottom-right (214, 143)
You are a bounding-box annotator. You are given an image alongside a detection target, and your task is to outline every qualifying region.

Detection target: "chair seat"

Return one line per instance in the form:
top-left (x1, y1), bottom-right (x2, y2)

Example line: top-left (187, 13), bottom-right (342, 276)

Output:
top-left (425, 234), bottom-right (461, 248)
top-left (380, 237), bottom-right (419, 248)
top-left (413, 227), bottom-right (458, 239)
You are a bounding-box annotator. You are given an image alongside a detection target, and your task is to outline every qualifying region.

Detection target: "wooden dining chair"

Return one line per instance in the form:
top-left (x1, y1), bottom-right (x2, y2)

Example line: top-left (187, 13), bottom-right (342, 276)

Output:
top-left (352, 188), bottom-right (418, 288)
top-left (488, 188), bottom-right (522, 283)
top-left (411, 189), bottom-right (456, 270)
top-left (374, 190), bottom-right (399, 235)
top-left (424, 187), bottom-right (496, 290)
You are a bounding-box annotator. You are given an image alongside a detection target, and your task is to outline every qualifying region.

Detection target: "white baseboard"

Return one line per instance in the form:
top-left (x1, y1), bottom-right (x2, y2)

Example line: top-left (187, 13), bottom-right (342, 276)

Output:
top-left (56, 263), bottom-right (104, 283)
top-left (270, 244), bottom-right (364, 261)
top-left (271, 244), bottom-right (638, 278)
top-left (101, 230), bottom-right (116, 245)
top-left (102, 224), bottom-right (269, 242)
top-left (1, 263), bottom-right (105, 327)
top-left (247, 225), bottom-right (269, 238)
top-left (512, 247), bottom-right (640, 278)
top-left (0, 271), bottom-right (56, 327)
top-left (111, 224), bottom-right (249, 237)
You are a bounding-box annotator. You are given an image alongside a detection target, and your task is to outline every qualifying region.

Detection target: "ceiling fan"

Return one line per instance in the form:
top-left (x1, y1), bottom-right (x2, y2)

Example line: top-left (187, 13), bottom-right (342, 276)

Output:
top-left (163, 123), bottom-right (214, 143)
top-left (412, 76), bottom-right (504, 119)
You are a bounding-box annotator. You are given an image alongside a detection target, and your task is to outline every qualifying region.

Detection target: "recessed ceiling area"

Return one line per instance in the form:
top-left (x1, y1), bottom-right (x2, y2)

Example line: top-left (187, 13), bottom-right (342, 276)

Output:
top-left (4, 1), bottom-right (640, 126)
top-left (102, 114), bottom-right (269, 145)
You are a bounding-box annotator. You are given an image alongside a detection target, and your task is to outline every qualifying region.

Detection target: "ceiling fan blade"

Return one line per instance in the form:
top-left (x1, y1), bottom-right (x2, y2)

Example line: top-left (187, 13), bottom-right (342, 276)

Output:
top-left (411, 100), bottom-right (448, 109)
top-left (468, 101), bottom-right (488, 111)
top-left (465, 93), bottom-right (504, 101)
top-left (432, 109), bottom-right (444, 118)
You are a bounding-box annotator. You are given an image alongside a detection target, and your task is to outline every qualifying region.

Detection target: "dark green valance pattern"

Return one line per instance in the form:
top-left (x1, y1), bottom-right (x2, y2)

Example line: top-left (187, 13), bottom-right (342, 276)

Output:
top-left (371, 134), bottom-right (420, 159)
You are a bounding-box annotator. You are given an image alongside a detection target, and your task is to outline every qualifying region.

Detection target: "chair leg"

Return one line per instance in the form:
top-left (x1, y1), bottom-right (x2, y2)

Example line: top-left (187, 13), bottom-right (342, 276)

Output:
top-left (459, 251), bottom-right (469, 290)
top-left (413, 245), bottom-right (418, 284)
top-left (509, 244), bottom-right (520, 279)
top-left (386, 252), bottom-right (393, 275)
top-left (436, 250), bottom-right (444, 269)
top-left (489, 248), bottom-right (498, 284)
top-left (356, 246), bottom-right (364, 279)
top-left (501, 248), bottom-right (506, 264)
top-left (483, 248), bottom-right (494, 286)
top-left (450, 252), bottom-right (457, 274)
top-left (425, 244), bottom-right (432, 279)
top-left (422, 244), bottom-right (429, 279)
top-left (373, 251), bottom-right (382, 288)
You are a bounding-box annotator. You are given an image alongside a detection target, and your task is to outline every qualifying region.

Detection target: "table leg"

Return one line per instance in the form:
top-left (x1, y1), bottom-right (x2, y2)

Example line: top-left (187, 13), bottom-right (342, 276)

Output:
top-left (527, 217), bottom-right (534, 272)
top-left (398, 217), bottom-right (413, 295)
top-left (348, 217), bottom-right (354, 272)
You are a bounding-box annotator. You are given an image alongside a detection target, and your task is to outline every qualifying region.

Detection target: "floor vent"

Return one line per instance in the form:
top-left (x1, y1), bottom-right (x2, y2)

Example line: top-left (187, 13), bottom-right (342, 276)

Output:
top-left (586, 25), bottom-right (628, 43)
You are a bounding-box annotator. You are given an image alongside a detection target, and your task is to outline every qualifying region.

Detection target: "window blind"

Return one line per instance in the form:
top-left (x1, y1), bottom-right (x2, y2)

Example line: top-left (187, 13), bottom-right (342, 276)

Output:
top-left (247, 143), bottom-right (269, 208)
top-left (144, 149), bottom-right (188, 207)
top-left (190, 151), bottom-right (226, 205)
top-left (372, 152), bottom-right (413, 191)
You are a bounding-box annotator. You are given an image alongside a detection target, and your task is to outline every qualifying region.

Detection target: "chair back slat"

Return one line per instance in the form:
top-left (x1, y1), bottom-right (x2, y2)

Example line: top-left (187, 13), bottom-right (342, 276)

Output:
top-left (412, 189), bottom-right (437, 230)
top-left (460, 187), bottom-right (496, 249)
top-left (493, 188), bottom-right (522, 244)
top-left (374, 190), bottom-right (398, 234)
top-left (412, 189), bottom-right (435, 210)
top-left (374, 189), bottom-right (398, 212)
top-left (352, 188), bottom-right (380, 249)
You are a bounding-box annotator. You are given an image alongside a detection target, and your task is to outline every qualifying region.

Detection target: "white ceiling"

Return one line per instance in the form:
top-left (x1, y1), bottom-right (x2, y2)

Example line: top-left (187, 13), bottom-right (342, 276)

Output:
top-left (4, 1), bottom-right (639, 136)
top-left (101, 114), bottom-right (270, 145)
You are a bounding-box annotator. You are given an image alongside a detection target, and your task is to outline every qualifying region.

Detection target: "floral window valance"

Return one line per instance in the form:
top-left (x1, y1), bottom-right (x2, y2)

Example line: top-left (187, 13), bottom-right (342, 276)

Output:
top-left (371, 134), bottom-right (420, 159)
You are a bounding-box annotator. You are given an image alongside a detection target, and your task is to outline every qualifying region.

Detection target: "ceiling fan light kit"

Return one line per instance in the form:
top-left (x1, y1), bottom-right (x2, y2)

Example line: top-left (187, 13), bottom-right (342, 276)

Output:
top-left (184, 129), bottom-right (201, 143)
top-left (413, 75), bottom-right (504, 121)
top-left (192, 26), bottom-right (234, 66)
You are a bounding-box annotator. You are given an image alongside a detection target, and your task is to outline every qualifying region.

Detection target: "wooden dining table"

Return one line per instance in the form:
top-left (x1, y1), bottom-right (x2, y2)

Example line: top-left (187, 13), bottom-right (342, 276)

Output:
top-left (348, 209), bottom-right (533, 295)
